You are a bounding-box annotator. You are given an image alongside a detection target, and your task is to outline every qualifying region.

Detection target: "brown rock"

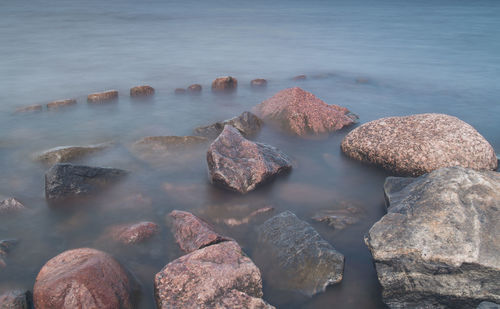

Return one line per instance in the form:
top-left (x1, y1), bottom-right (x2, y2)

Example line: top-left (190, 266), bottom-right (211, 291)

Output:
top-left (106, 221), bottom-right (159, 245)
top-left (292, 74), bottom-right (306, 80)
top-left (187, 84), bottom-right (202, 94)
top-left (174, 88), bottom-right (186, 94)
top-left (47, 99), bottom-right (77, 110)
top-left (87, 90), bottom-right (118, 103)
top-left (169, 210), bottom-right (230, 253)
top-left (341, 113), bottom-right (498, 176)
top-left (207, 125), bottom-right (292, 194)
top-left (0, 198), bottom-right (25, 215)
top-left (0, 290), bottom-right (30, 309)
top-left (14, 104), bottom-right (42, 114)
top-left (33, 248), bottom-right (139, 309)
top-left (250, 79), bottom-right (267, 88)
top-left (194, 111), bottom-right (263, 139)
top-left (212, 76), bottom-right (238, 92)
top-left (130, 85), bottom-right (155, 97)
top-left (253, 87), bottom-right (358, 137)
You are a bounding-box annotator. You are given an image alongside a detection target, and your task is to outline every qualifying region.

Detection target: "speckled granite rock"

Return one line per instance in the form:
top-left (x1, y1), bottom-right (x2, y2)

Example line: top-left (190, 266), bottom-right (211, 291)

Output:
top-left (0, 290), bottom-right (30, 309)
top-left (47, 99), bottom-right (77, 110)
top-left (212, 76), bottom-right (238, 92)
top-left (0, 198), bottom-right (25, 215)
top-left (87, 90), bottom-right (118, 103)
top-left (194, 111), bottom-right (262, 139)
top-left (255, 211), bottom-right (344, 297)
top-left (207, 125), bottom-right (292, 194)
top-left (130, 85), bottom-right (154, 97)
top-left (365, 167), bottom-right (500, 308)
top-left (33, 248), bottom-right (139, 309)
top-left (106, 221), bottom-right (159, 245)
top-left (35, 142), bottom-right (112, 166)
top-left (253, 87), bottom-right (357, 137)
top-left (341, 113), bottom-right (498, 176)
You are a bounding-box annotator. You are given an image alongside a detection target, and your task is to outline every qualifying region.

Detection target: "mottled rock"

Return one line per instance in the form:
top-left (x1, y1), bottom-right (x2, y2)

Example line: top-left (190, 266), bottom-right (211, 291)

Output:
top-left (341, 113), bottom-right (498, 176)
top-left (87, 90), bottom-right (118, 103)
top-left (254, 87), bottom-right (358, 137)
top-left (312, 206), bottom-right (361, 230)
top-left (35, 142), bottom-right (112, 166)
top-left (478, 302), bottom-right (500, 309)
top-left (106, 221), bottom-right (159, 244)
top-left (174, 88), bottom-right (186, 94)
top-left (194, 111), bottom-right (263, 139)
top-left (255, 211), bottom-right (344, 296)
top-left (45, 163), bottom-right (128, 202)
top-left (46, 99), bottom-right (77, 110)
top-left (365, 167), bottom-right (500, 308)
top-left (207, 125), bottom-right (292, 194)
top-left (130, 85), bottom-right (155, 97)
top-left (187, 84), bottom-right (202, 93)
top-left (250, 79), bottom-right (267, 88)
top-left (33, 248), bottom-right (139, 309)
top-left (0, 198), bottom-right (25, 215)
top-left (0, 290), bottom-right (30, 309)
top-left (214, 290), bottom-right (274, 309)
top-left (292, 74), bottom-right (306, 80)
top-left (14, 104), bottom-right (42, 114)
top-left (212, 76), bottom-right (238, 92)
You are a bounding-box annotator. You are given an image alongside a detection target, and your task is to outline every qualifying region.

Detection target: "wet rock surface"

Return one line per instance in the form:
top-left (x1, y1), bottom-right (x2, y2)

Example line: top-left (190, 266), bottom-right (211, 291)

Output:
top-left (33, 248), bottom-right (139, 309)
top-left (0, 198), bottom-right (25, 215)
top-left (207, 125), bottom-right (292, 194)
top-left (254, 87), bottom-right (358, 137)
top-left (130, 85), bottom-right (154, 97)
top-left (292, 74), bottom-right (307, 80)
top-left (312, 205), bottom-right (361, 230)
top-left (365, 167), bottom-right (500, 308)
top-left (255, 211), bottom-right (345, 297)
top-left (341, 113), bottom-right (498, 176)
top-left (45, 163), bottom-right (128, 202)
top-left (212, 76), bottom-right (238, 92)
top-left (87, 90), bottom-right (118, 103)
top-left (194, 111), bottom-right (263, 139)
top-left (46, 99), bottom-right (77, 110)
top-left (106, 221), bottom-right (159, 245)
top-left (187, 84), bottom-right (202, 93)
top-left (35, 142), bottom-right (112, 166)
top-left (251, 79), bottom-right (267, 88)
top-left (0, 290), bottom-right (30, 309)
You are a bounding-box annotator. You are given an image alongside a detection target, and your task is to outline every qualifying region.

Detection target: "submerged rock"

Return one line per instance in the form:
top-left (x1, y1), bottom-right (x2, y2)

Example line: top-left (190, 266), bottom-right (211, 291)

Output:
top-left (45, 163), bottom-right (128, 202)
top-left (187, 84), bottom-right (202, 94)
top-left (194, 111), bottom-right (263, 139)
top-left (253, 87), bottom-right (358, 137)
top-left (106, 221), bottom-right (159, 245)
top-left (365, 167), bottom-right (500, 308)
top-left (312, 205), bottom-right (361, 231)
top-left (14, 104), bottom-right (42, 114)
top-left (174, 88), bottom-right (186, 94)
top-left (255, 211), bottom-right (344, 296)
top-left (35, 142), bottom-right (112, 166)
top-left (212, 76), bottom-right (238, 92)
top-left (46, 99), bottom-right (77, 110)
top-left (130, 85), bottom-right (154, 97)
top-left (341, 113), bottom-right (498, 176)
top-left (87, 90), bottom-right (118, 103)
top-left (292, 74), bottom-right (306, 80)
top-left (250, 79), bottom-right (267, 88)
top-left (207, 125), bottom-right (292, 194)
top-left (0, 290), bottom-right (30, 309)
top-left (0, 239), bottom-right (18, 269)
top-left (478, 302), bottom-right (500, 309)
top-left (33, 248), bottom-right (139, 309)
top-left (0, 198), bottom-right (25, 215)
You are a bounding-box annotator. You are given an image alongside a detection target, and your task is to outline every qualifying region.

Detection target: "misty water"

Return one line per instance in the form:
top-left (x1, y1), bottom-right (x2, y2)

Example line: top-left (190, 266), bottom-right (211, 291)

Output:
top-left (1, 0), bottom-right (499, 308)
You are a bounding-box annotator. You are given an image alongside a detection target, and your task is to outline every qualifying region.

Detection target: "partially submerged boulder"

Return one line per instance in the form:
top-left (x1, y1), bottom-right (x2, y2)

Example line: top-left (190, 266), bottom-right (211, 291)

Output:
top-left (250, 79), bottom-right (267, 88)
top-left (87, 90), bottom-right (118, 103)
top-left (341, 113), bottom-right (498, 176)
top-left (255, 211), bottom-right (344, 296)
top-left (187, 84), bottom-right (202, 94)
top-left (0, 290), bottom-right (30, 309)
top-left (14, 104), bottom-right (42, 114)
top-left (105, 221), bottom-right (159, 245)
top-left (212, 76), bottom-right (237, 92)
top-left (0, 198), bottom-right (25, 215)
top-left (365, 167), bottom-right (500, 308)
top-left (130, 85), bottom-right (155, 97)
top-left (253, 87), bottom-right (357, 137)
top-left (194, 111), bottom-right (262, 139)
top-left (207, 125), bottom-right (292, 194)
top-left (46, 99), bottom-right (77, 110)
top-left (292, 75), bottom-right (306, 81)
top-left (35, 142), bottom-right (112, 166)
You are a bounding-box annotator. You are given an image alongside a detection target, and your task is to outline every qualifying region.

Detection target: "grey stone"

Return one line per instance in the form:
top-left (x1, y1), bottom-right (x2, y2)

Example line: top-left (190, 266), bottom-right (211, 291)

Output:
top-left (35, 142), bottom-right (112, 166)
top-left (478, 302), bottom-right (500, 309)
top-left (194, 111), bottom-right (263, 140)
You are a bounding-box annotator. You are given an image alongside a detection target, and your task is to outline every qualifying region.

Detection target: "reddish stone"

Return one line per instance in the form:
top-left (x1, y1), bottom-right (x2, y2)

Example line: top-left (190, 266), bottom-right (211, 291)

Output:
top-left (107, 221), bottom-right (159, 244)
top-left (212, 76), bottom-right (238, 92)
top-left (87, 90), bottom-right (118, 103)
top-left (14, 104), bottom-right (42, 114)
top-left (47, 99), bottom-right (77, 110)
top-left (250, 79), bottom-right (267, 88)
top-left (0, 198), bottom-right (25, 215)
top-left (130, 85), bottom-right (155, 97)
top-left (187, 84), bottom-right (202, 93)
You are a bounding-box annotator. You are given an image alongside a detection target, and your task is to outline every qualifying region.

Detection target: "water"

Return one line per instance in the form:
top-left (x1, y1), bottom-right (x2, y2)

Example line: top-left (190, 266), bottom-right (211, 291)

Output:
top-left (0, 0), bottom-right (499, 308)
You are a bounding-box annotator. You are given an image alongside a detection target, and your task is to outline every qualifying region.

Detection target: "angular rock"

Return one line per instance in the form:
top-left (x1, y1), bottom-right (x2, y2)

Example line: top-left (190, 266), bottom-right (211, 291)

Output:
top-left (212, 76), bottom-right (237, 92)
top-left (250, 79), bottom-right (267, 88)
top-left (0, 290), bottom-right (30, 309)
top-left (130, 85), bottom-right (154, 97)
top-left (0, 198), bottom-right (25, 215)
top-left (45, 163), bottom-right (128, 202)
top-left (169, 210), bottom-right (230, 253)
top-left (106, 221), bottom-right (159, 245)
top-left (14, 104), bottom-right (42, 114)
top-left (35, 142), bottom-right (112, 166)
top-left (207, 125), bottom-right (292, 194)
top-left (174, 88), bottom-right (186, 94)
top-left (253, 87), bottom-right (358, 137)
top-left (154, 241), bottom-right (271, 309)
top-left (87, 90), bottom-right (118, 103)
top-left (312, 206), bottom-right (361, 230)
top-left (33, 248), bottom-right (139, 309)
top-left (341, 113), bottom-right (498, 176)
top-left (187, 84), bottom-right (202, 93)
top-left (255, 211), bottom-right (344, 296)
top-left (365, 167), bottom-right (500, 308)
top-left (194, 111), bottom-right (263, 139)
top-left (46, 99), bottom-right (77, 110)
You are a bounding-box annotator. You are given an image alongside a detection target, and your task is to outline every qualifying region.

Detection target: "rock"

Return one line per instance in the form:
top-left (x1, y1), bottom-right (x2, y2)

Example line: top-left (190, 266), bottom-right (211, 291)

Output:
top-left (35, 142), bottom-right (112, 166)
top-left (212, 76), bottom-right (238, 92)
top-left (45, 163), bottom-right (128, 202)
top-left (0, 198), bottom-right (25, 215)
top-left (106, 221), bottom-right (159, 245)
top-left (478, 302), bottom-right (500, 309)
top-left (0, 290), bottom-right (30, 309)
top-left (14, 104), bottom-right (42, 114)
top-left (253, 87), bottom-right (358, 137)
top-left (174, 88), bottom-right (186, 94)
top-left (207, 125), bottom-right (292, 194)
top-left (250, 79), bottom-right (267, 88)
top-left (33, 248), bottom-right (139, 309)
top-left (87, 90), bottom-right (118, 103)
top-left (292, 74), bottom-right (306, 80)
top-left (130, 85), bottom-right (155, 97)
top-left (194, 111), bottom-right (263, 139)
top-left (169, 210), bottom-right (231, 253)
top-left (46, 99), bottom-right (77, 110)
top-left (154, 241), bottom-right (271, 309)
top-left (365, 167), bottom-right (500, 308)
top-left (0, 239), bottom-right (18, 269)
top-left (341, 113), bottom-right (498, 176)
top-left (255, 211), bottom-right (344, 296)
top-left (312, 206), bottom-right (361, 230)
top-left (187, 84), bottom-right (202, 94)
top-left (219, 207), bottom-right (274, 227)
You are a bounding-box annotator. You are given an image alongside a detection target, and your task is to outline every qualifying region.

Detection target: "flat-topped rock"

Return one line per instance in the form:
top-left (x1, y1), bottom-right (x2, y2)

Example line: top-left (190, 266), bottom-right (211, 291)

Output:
top-left (341, 113), bottom-right (498, 176)
top-left (14, 104), bottom-right (42, 114)
top-left (194, 111), bottom-right (263, 139)
top-left (87, 90), bottom-right (118, 103)
top-left (212, 76), bottom-right (238, 92)
top-left (46, 99), bottom-right (77, 110)
top-left (35, 142), bottom-right (112, 166)
top-left (187, 84), bottom-right (202, 93)
top-left (130, 85), bottom-right (154, 97)
top-left (0, 198), bottom-right (25, 215)
top-left (105, 221), bottom-right (159, 245)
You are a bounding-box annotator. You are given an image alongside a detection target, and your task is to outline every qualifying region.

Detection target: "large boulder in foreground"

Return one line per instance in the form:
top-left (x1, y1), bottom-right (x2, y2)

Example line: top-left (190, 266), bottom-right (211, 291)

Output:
top-left (341, 113), bottom-right (498, 176)
top-left (207, 125), bottom-right (292, 194)
top-left (253, 87), bottom-right (357, 137)
top-left (365, 167), bottom-right (500, 308)
top-left (45, 163), bottom-right (128, 202)
top-left (33, 248), bottom-right (139, 309)
top-left (194, 111), bottom-right (263, 139)
top-left (35, 142), bottom-right (112, 166)
top-left (255, 211), bottom-right (344, 297)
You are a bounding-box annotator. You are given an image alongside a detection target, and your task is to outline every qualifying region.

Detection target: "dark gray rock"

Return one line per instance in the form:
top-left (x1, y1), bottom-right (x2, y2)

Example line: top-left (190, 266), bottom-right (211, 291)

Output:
top-left (194, 111), bottom-right (263, 139)
top-left (478, 302), bottom-right (500, 309)
top-left (255, 211), bottom-right (344, 297)
top-left (45, 163), bottom-right (128, 202)
top-left (0, 290), bottom-right (31, 309)
top-left (365, 167), bottom-right (500, 308)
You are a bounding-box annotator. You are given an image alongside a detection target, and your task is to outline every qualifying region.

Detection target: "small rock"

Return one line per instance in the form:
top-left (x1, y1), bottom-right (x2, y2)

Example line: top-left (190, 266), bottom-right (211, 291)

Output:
top-left (312, 206), bottom-right (361, 230)
top-left (14, 104), bottom-right (42, 114)
top-left (0, 239), bottom-right (19, 269)
top-left (207, 125), bottom-right (292, 194)
top-left (87, 90), bottom-right (118, 103)
top-left (174, 88), bottom-right (186, 94)
top-left (187, 84), bottom-right (202, 94)
top-left (194, 111), bottom-right (263, 139)
top-left (212, 76), bottom-right (238, 92)
top-left (106, 221), bottom-right (159, 245)
top-left (250, 79), bottom-right (267, 88)
top-left (219, 207), bottom-right (274, 227)
top-left (35, 142), bottom-right (112, 166)
top-left (46, 99), bottom-right (77, 110)
top-left (478, 302), bottom-right (500, 309)
top-left (0, 290), bottom-right (31, 309)
top-left (0, 198), bottom-right (25, 215)
top-left (292, 75), bottom-right (306, 80)
top-left (130, 85), bottom-right (155, 97)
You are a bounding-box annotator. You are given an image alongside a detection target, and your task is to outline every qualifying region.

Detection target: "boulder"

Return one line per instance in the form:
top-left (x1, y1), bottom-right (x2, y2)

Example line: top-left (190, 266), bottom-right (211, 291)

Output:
top-left (87, 90), bottom-right (118, 103)
top-left (253, 87), bottom-right (358, 137)
top-left (0, 290), bottom-right (30, 309)
top-left (341, 113), bottom-right (498, 176)
top-left (33, 248), bottom-right (139, 309)
top-left (106, 221), bottom-right (159, 245)
top-left (14, 104), bottom-right (42, 114)
top-left (212, 76), bottom-right (237, 92)
top-left (35, 142), bottom-right (112, 166)
top-left (130, 85), bottom-right (154, 97)
top-left (0, 198), bottom-right (25, 215)
top-left (194, 111), bottom-right (263, 139)
top-left (174, 88), bottom-right (186, 94)
top-left (187, 84), bottom-right (202, 94)
top-left (255, 211), bottom-right (344, 296)
top-left (365, 167), bottom-right (500, 308)
top-left (250, 79), bottom-right (267, 88)
top-left (207, 125), bottom-right (292, 194)
top-left (45, 163), bottom-right (128, 202)
top-left (46, 99), bottom-right (77, 110)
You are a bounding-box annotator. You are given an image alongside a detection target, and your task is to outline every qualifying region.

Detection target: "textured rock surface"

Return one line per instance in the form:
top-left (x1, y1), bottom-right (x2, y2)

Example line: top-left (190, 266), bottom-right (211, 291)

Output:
top-left (251, 79), bottom-right (267, 88)
top-left (0, 198), bottom-right (25, 215)
top-left (33, 248), bottom-right (139, 309)
top-left (0, 239), bottom-right (18, 269)
top-left (45, 163), bottom-right (128, 202)
top-left (35, 142), bottom-right (111, 166)
top-left (365, 167), bottom-right (500, 308)
top-left (87, 90), bottom-right (118, 103)
top-left (194, 111), bottom-right (263, 139)
top-left (255, 211), bottom-right (344, 296)
top-left (187, 84), bottom-right (202, 93)
top-left (312, 206), bottom-right (361, 230)
top-left (341, 113), bottom-right (498, 176)
top-left (106, 221), bottom-right (159, 244)
top-left (0, 290), bottom-right (30, 309)
top-left (14, 104), bottom-right (42, 114)
top-left (212, 76), bottom-right (238, 91)
top-left (254, 87), bottom-right (357, 137)
top-left (130, 85), bottom-right (155, 97)
top-left (169, 210), bottom-right (230, 253)
top-left (46, 99), bottom-right (77, 110)
top-left (207, 125), bottom-right (292, 194)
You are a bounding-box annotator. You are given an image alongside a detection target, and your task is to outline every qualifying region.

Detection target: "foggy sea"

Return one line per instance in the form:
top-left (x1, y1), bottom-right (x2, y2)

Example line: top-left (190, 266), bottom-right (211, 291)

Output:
top-left (1, 0), bottom-right (499, 308)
